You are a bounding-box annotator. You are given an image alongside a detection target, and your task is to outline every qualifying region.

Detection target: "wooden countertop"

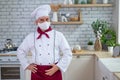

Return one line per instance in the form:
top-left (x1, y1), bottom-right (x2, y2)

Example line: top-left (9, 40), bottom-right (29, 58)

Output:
top-left (72, 50), bottom-right (112, 58)
top-left (114, 73), bottom-right (120, 80)
top-left (0, 50), bottom-right (112, 58)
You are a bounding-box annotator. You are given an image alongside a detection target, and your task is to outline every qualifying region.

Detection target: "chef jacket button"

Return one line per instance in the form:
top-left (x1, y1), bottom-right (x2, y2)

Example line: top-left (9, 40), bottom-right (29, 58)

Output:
top-left (39, 54), bottom-right (41, 56)
top-left (39, 45), bottom-right (41, 47)
top-left (47, 44), bottom-right (49, 46)
top-left (40, 63), bottom-right (42, 65)
top-left (49, 63), bottom-right (50, 64)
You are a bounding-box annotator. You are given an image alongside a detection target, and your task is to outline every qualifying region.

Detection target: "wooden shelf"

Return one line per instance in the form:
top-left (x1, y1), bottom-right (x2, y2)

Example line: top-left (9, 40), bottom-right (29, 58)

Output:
top-left (51, 4), bottom-right (112, 25)
top-left (61, 4), bottom-right (112, 8)
top-left (51, 21), bottom-right (83, 25)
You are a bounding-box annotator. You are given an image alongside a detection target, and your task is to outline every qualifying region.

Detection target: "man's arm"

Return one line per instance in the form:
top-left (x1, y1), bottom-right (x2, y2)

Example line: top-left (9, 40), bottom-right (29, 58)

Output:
top-left (56, 33), bottom-right (72, 72)
top-left (17, 35), bottom-right (31, 70)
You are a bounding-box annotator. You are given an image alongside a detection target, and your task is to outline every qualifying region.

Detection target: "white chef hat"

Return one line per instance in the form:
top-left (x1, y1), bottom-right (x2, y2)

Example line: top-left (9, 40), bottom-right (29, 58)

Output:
top-left (31, 5), bottom-right (51, 20)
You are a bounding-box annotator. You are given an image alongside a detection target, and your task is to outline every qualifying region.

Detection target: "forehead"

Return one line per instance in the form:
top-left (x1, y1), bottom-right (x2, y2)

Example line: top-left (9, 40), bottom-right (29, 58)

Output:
top-left (38, 16), bottom-right (49, 19)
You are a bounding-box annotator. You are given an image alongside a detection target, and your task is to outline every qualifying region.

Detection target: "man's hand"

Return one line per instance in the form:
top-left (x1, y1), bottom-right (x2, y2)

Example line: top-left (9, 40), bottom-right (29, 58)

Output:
top-left (45, 64), bottom-right (59, 76)
top-left (26, 63), bottom-right (37, 73)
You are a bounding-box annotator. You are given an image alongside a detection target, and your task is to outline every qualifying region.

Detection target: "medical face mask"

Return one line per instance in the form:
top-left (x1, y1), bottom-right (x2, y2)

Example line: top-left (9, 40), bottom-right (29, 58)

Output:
top-left (38, 22), bottom-right (50, 30)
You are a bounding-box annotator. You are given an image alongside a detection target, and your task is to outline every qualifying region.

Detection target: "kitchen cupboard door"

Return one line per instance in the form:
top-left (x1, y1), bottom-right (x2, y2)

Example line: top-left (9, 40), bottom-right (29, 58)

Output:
top-left (63, 55), bottom-right (95, 80)
top-left (95, 58), bottom-right (112, 80)
top-left (99, 60), bottom-right (113, 80)
top-left (95, 57), bottom-right (102, 80)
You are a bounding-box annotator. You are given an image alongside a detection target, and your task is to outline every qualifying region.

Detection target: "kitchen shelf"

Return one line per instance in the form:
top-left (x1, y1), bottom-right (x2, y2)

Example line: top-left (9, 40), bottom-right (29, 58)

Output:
top-left (51, 3), bottom-right (112, 25)
top-left (51, 21), bottom-right (83, 25)
top-left (61, 4), bottom-right (113, 8)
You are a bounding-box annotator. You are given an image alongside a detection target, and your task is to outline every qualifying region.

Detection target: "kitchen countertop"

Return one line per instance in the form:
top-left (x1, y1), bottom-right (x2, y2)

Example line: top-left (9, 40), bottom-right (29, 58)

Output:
top-left (0, 50), bottom-right (120, 79)
top-left (99, 58), bottom-right (120, 72)
top-left (114, 73), bottom-right (120, 80)
top-left (0, 50), bottom-right (112, 58)
top-left (0, 51), bottom-right (17, 56)
top-left (72, 50), bottom-right (112, 58)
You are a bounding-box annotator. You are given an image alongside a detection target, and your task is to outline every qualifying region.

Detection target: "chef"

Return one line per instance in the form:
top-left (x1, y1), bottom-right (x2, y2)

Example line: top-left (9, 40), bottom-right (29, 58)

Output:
top-left (17, 5), bottom-right (72, 80)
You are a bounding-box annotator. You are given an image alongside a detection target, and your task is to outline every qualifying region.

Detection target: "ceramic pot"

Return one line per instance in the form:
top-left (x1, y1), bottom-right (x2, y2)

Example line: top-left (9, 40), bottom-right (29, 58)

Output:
top-left (108, 46), bottom-right (113, 56)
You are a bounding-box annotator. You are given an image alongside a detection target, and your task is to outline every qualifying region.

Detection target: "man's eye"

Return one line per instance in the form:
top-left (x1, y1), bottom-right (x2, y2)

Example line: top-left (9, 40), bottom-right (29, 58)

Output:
top-left (40, 19), bottom-right (44, 21)
top-left (46, 19), bottom-right (48, 21)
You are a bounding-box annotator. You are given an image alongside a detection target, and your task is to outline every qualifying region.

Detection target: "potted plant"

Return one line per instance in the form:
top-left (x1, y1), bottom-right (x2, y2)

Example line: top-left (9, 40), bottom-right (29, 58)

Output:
top-left (100, 29), bottom-right (116, 56)
top-left (87, 41), bottom-right (94, 50)
top-left (101, 29), bottom-right (116, 51)
top-left (106, 40), bottom-right (115, 55)
top-left (91, 19), bottom-right (109, 51)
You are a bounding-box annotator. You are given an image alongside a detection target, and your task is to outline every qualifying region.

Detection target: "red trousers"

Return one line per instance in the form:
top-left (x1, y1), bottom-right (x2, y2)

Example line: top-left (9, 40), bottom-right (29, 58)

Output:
top-left (31, 65), bottom-right (62, 80)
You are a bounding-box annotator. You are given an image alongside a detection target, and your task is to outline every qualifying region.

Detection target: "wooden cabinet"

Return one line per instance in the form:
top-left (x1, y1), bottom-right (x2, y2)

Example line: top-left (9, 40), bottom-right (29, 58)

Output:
top-left (62, 55), bottom-right (95, 80)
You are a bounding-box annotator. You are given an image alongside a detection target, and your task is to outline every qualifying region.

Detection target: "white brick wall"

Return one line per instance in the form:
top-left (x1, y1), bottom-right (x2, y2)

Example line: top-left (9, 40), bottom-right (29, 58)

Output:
top-left (0, 0), bottom-right (113, 49)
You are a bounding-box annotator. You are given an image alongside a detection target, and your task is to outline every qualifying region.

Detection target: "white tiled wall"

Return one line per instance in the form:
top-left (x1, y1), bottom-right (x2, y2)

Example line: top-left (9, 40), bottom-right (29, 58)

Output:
top-left (0, 0), bottom-right (113, 49)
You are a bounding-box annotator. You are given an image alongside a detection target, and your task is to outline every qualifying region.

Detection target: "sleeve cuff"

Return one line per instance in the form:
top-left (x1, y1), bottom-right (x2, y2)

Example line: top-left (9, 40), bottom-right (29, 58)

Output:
top-left (56, 63), bottom-right (66, 72)
top-left (23, 63), bottom-right (30, 70)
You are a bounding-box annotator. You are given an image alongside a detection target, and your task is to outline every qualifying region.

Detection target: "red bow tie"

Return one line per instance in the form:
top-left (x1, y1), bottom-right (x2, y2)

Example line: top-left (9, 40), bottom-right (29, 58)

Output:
top-left (37, 27), bottom-right (52, 39)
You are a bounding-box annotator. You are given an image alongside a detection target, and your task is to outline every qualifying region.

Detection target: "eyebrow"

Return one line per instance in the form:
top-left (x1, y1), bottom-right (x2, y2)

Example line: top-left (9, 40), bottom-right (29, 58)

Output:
top-left (40, 17), bottom-right (49, 19)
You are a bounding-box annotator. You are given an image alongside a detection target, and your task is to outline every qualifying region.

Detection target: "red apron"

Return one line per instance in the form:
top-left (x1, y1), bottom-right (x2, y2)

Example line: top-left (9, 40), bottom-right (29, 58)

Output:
top-left (31, 65), bottom-right (62, 80)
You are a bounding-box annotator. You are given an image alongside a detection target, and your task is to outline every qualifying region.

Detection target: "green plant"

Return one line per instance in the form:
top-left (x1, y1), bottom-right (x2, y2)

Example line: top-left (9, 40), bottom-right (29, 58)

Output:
top-left (87, 41), bottom-right (93, 45)
top-left (115, 44), bottom-right (120, 46)
top-left (91, 19), bottom-right (109, 37)
top-left (106, 40), bottom-right (116, 47)
top-left (101, 29), bottom-right (116, 47)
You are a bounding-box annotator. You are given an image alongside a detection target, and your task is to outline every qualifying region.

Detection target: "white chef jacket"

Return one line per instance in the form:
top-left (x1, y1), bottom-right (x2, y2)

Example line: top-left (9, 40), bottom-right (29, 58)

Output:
top-left (17, 29), bottom-right (72, 72)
